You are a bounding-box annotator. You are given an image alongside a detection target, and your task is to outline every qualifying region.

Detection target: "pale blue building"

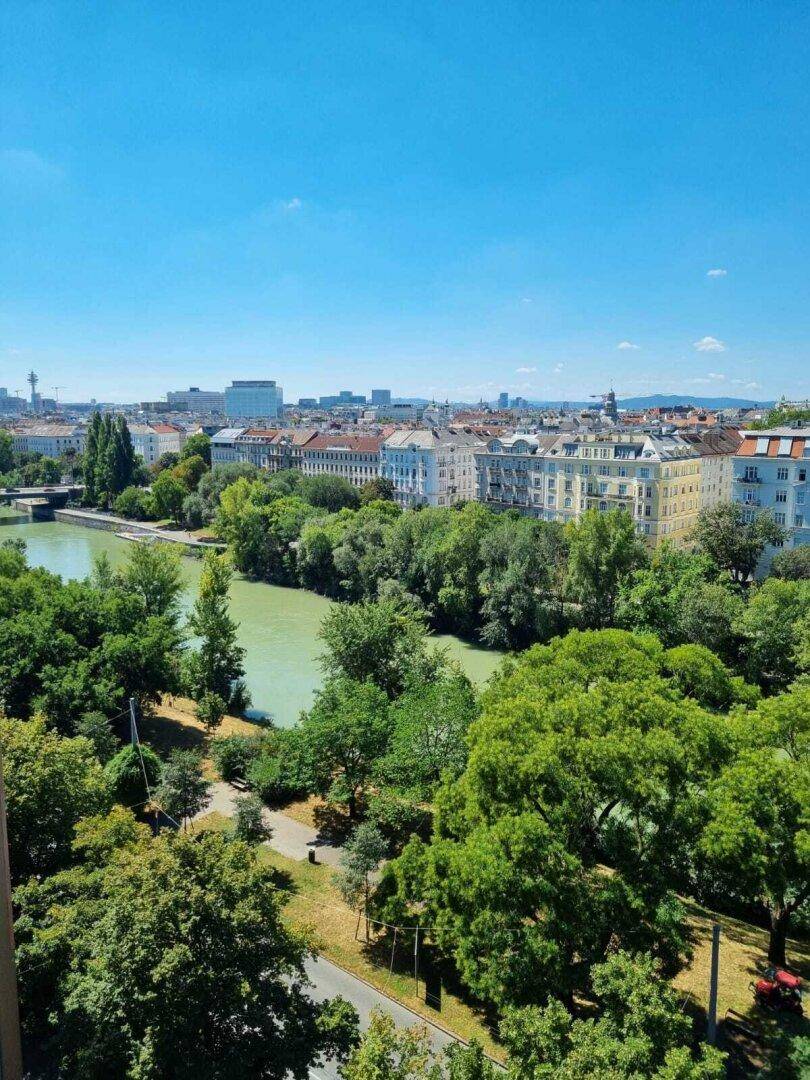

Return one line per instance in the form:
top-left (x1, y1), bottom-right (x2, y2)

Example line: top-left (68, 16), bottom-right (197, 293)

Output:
top-left (224, 380), bottom-right (283, 420)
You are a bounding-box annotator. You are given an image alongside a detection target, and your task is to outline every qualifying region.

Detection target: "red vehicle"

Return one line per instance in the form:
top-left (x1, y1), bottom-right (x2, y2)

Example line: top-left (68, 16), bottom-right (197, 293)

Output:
top-left (752, 967), bottom-right (803, 1015)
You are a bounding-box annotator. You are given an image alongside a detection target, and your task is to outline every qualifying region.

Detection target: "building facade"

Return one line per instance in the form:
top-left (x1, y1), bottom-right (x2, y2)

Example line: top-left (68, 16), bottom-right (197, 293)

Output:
top-left (224, 380), bottom-right (283, 420)
top-left (300, 435), bottom-right (381, 487)
top-left (475, 431), bottom-right (704, 545)
top-left (211, 428), bottom-right (247, 466)
top-left (129, 423), bottom-right (187, 466)
top-left (371, 389), bottom-right (392, 407)
top-left (732, 428), bottom-right (809, 572)
top-left (381, 428), bottom-right (483, 508)
top-left (10, 423), bottom-right (86, 458)
top-left (166, 387), bottom-right (226, 412)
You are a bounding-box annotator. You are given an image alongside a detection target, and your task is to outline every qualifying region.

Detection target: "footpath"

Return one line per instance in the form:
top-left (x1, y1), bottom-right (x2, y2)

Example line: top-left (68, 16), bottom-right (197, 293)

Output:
top-left (53, 507), bottom-right (226, 550)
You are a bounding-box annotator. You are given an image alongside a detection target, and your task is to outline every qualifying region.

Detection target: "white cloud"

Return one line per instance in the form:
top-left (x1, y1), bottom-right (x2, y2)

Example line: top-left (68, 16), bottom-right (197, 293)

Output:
top-left (515, 366), bottom-right (537, 373)
top-left (707, 372), bottom-right (726, 381)
top-left (617, 340), bottom-right (640, 350)
top-left (520, 297), bottom-right (532, 304)
top-left (693, 336), bottom-right (726, 352)
top-left (553, 363), bottom-right (564, 373)
top-left (707, 268), bottom-right (727, 277)
top-left (283, 197), bottom-right (302, 212)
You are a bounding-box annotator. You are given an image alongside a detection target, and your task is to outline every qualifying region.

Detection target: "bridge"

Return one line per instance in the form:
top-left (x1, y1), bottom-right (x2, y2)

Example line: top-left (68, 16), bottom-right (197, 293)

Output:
top-left (0, 485), bottom-right (85, 518)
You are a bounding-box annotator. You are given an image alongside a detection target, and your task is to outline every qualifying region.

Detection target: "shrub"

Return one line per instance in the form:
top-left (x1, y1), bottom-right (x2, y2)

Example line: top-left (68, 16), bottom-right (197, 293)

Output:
top-left (104, 743), bottom-right (162, 809)
top-left (232, 793), bottom-right (271, 844)
top-left (247, 731), bottom-right (307, 805)
top-left (210, 733), bottom-right (266, 782)
top-left (113, 486), bottom-right (154, 521)
top-left (182, 492), bottom-right (207, 530)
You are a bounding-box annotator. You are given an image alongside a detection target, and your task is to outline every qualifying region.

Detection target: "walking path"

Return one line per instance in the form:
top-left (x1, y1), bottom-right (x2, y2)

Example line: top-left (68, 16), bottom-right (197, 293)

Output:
top-left (201, 781), bottom-right (344, 867)
top-left (54, 507), bottom-right (226, 549)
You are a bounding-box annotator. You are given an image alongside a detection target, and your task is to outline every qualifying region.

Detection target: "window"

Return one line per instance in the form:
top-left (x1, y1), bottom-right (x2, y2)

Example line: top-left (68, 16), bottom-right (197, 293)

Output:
top-left (755, 437), bottom-right (770, 455)
top-left (778, 437), bottom-right (793, 456)
top-left (638, 467), bottom-right (650, 479)
top-left (564, 497), bottom-right (572, 508)
top-left (795, 515), bottom-right (804, 527)
top-left (743, 466), bottom-right (759, 482)
top-left (599, 481), bottom-right (608, 494)
top-left (776, 490), bottom-right (787, 503)
top-left (617, 466), bottom-right (628, 477)
top-left (777, 466), bottom-right (789, 481)
top-left (599, 501), bottom-right (607, 511)
top-left (774, 512), bottom-right (786, 525)
top-left (581, 464), bottom-right (591, 475)
top-left (598, 465), bottom-right (610, 476)
top-left (618, 483), bottom-right (628, 496)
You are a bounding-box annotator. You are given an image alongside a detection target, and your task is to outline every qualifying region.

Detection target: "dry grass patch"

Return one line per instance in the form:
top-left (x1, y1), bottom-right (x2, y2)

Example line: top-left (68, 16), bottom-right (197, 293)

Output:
top-left (140, 696), bottom-right (266, 777)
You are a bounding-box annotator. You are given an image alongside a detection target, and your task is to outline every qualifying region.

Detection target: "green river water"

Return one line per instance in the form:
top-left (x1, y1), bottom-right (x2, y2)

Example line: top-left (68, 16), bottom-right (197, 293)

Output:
top-left (0, 516), bottom-right (504, 726)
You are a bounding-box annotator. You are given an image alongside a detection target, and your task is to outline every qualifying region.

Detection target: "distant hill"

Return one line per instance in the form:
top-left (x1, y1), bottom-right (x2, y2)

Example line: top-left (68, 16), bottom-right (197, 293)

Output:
top-left (523, 394), bottom-right (774, 410)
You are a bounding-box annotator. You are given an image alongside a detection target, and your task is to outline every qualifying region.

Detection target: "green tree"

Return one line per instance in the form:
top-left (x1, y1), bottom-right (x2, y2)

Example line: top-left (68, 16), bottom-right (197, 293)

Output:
top-left (186, 551), bottom-right (245, 707)
top-left (301, 677), bottom-right (392, 818)
top-left (693, 501), bottom-right (785, 584)
top-left (0, 716), bottom-right (111, 883)
top-left (771, 544), bottom-right (810, 580)
top-left (233, 792), bottom-right (272, 844)
top-left (104, 743), bottom-right (162, 810)
top-left (15, 828), bottom-right (359, 1079)
top-left (118, 540), bottom-right (184, 621)
top-left (565, 509), bottom-right (647, 628)
top-left (335, 822), bottom-right (388, 938)
top-left (735, 578), bottom-right (810, 690)
top-left (151, 469), bottom-right (188, 524)
top-left (359, 476), bottom-right (395, 504)
top-left (152, 450), bottom-right (180, 474)
top-left (181, 432), bottom-right (212, 466)
top-left (301, 474), bottom-right (361, 511)
top-left (173, 453), bottom-right (208, 491)
top-left (700, 751), bottom-right (809, 965)
top-left (0, 428), bottom-right (13, 473)
top-left (155, 748), bottom-right (211, 829)
top-left (319, 598), bottom-right (432, 699)
top-left (195, 690), bottom-right (227, 732)
top-left (73, 710), bottom-right (119, 763)
top-left (113, 484), bottom-right (154, 520)
top-left (81, 411), bottom-right (103, 505)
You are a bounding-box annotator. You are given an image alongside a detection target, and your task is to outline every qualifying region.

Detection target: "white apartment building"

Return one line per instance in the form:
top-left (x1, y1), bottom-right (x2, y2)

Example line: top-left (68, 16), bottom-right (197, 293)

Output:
top-left (166, 387), bottom-right (226, 412)
top-left (300, 434), bottom-right (382, 487)
top-left (381, 428), bottom-right (483, 508)
top-left (10, 423), bottom-right (86, 458)
top-left (733, 427), bottom-right (809, 572)
top-left (129, 423), bottom-right (187, 466)
top-left (211, 428), bottom-right (247, 466)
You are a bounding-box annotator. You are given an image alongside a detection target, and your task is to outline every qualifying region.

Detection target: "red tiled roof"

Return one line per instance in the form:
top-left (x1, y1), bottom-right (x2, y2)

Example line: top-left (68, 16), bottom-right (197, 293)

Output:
top-left (737, 435), bottom-right (807, 458)
top-left (305, 434), bottom-right (382, 452)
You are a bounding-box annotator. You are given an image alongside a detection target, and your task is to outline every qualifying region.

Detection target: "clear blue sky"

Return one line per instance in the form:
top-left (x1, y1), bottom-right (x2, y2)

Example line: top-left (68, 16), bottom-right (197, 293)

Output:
top-left (1, 2), bottom-right (808, 403)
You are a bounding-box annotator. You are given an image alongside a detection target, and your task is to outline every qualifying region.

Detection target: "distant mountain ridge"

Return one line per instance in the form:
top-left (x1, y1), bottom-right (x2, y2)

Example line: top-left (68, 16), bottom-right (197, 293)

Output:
top-left (394, 394), bottom-right (773, 410)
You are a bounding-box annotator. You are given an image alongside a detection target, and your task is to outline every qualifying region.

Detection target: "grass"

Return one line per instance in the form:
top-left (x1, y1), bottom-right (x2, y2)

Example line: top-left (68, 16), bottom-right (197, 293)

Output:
top-left (140, 696), bottom-right (265, 778)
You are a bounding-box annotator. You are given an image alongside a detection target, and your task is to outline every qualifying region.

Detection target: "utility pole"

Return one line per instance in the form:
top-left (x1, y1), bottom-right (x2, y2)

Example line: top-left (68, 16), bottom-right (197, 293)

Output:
top-left (0, 755), bottom-right (23, 1080)
top-left (706, 922), bottom-right (721, 1045)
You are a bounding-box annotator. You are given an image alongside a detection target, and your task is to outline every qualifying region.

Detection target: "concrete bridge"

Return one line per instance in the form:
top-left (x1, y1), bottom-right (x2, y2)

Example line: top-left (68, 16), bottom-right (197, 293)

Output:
top-left (0, 485), bottom-right (84, 517)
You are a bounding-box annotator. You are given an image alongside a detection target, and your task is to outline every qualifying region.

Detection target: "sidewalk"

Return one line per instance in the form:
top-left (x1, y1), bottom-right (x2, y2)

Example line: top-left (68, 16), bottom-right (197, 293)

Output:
top-left (201, 781), bottom-right (344, 867)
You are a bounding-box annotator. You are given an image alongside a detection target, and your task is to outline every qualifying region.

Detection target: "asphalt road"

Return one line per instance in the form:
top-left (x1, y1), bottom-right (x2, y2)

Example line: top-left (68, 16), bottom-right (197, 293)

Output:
top-left (303, 954), bottom-right (458, 1079)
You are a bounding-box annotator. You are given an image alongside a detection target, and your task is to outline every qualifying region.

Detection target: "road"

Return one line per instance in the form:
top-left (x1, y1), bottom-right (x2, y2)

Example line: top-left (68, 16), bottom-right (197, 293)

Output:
top-left (304, 954), bottom-right (458, 1079)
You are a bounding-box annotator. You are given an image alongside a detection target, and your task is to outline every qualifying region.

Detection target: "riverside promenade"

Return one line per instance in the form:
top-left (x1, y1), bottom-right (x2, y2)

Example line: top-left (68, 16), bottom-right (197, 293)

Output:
top-left (53, 507), bottom-right (226, 550)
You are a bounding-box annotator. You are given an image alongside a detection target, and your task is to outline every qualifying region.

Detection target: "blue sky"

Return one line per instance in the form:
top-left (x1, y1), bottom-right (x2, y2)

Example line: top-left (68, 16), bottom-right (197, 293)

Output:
top-left (1, 2), bottom-right (808, 403)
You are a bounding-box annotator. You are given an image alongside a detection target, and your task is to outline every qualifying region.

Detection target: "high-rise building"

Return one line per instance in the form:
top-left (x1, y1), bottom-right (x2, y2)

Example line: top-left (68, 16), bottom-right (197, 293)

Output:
top-left (498, 392), bottom-right (509, 409)
top-left (224, 380), bottom-right (283, 420)
top-left (166, 387), bottom-right (226, 411)
top-left (371, 389), bottom-right (392, 407)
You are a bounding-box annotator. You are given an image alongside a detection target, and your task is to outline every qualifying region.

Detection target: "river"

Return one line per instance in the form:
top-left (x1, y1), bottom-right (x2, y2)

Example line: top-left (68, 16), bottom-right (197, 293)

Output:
top-left (0, 517), bottom-right (504, 726)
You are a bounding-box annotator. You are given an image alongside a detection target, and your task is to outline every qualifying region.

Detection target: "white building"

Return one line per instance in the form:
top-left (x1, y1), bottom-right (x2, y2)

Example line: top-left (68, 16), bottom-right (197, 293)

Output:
top-left (166, 387), bottom-right (226, 412)
top-left (211, 428), bottom-right (247, 466)
top-left (733, 427), bottom-right (809, 572)
top-left (129, 423), bottom-right (187, 466)
top-left (381, 428), bottom-right (483, 508)
top-left (10, 423), bottom-right (86, 458)
top-left (301, 434), bottom-right (382, 488)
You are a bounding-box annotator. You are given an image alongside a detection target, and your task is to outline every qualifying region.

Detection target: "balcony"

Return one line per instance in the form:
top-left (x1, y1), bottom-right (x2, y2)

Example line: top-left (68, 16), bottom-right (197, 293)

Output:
top-left (735, 474), bottom-right (762, 484)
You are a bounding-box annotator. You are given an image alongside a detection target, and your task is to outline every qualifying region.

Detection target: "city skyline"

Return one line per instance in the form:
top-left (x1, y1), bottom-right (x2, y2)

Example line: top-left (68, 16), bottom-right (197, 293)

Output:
top-left (2, 3), bottom-right (808, 402)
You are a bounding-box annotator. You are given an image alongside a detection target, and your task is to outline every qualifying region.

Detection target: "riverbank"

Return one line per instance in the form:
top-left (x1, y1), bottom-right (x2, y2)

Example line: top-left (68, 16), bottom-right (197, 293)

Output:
top-left (53, 506), bottom-right (226, 550)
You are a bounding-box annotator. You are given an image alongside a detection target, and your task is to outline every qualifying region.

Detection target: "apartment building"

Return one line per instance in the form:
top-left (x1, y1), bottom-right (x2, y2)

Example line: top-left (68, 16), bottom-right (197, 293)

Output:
top-left (129, 423), bottom-right (187, 466)
top-left (300, 434), bottom-right (382, 487)
top-left (475, 431), bottom-right (703, 545)
top-left (679, 427), bottom-right (742, 509)
top-left (10, 423), bottom-right (86, 458)
top-left (381, 428), bottom-right (483, 508)
top-left (732, 427), bottom-right (809, 572)
top-left (166, 387), bottom-right (226, 412)
top-left (211, 428), bottom-right (247, 465)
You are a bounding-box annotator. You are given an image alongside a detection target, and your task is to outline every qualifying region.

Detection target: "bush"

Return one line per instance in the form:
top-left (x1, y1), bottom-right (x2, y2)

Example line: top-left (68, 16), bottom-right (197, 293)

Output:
top-left (365, 789), bottom-right (431, 850)
top-left (210, 733), bottom-right (266, 782)
top-left (73, 711), bottom-right (119, 763)
top-left (104, 743), bottom-right (162, 809)
top-left (182, 492), bottom-right (207, 530)
top-left (113, 486), bottom-right (154, 521)
top-left (232, 793), bottom-right (271, 844)
top-left (247, 732), bottom-right (307, 805)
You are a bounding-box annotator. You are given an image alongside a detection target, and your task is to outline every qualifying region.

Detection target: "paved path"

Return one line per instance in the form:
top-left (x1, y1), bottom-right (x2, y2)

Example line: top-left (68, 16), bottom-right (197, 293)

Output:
top-left (201, 781), bottom-right (344, 867)
top-left (304, 955), bottom-right (459, 1079)
top-left (54, 507), bottom-right (226, 549)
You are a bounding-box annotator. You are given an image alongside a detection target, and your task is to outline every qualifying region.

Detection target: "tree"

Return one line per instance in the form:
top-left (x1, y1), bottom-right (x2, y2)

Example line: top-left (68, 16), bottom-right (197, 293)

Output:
top-left (152, 450), bottom-right (180, 474)
top-left (0, 716), bottom-right (111, 884)
top-left (151, 470), bottom-right (188, 524)
top-left (81, 411), bottom-right (103, 505)
top-left (15, 828), bottom-right (359, 1079)
top-left (747, 682), bottom-right (810, 763)
top-left (734, 578), bottom-right (810, 690)
top-left (186, 551), bottom-right (245, 707)
top-left (0, 428), bottom-right (13, 473)
top-left (359, 476), bottom-right (395, 504)
top-left (173, 453), bottom-right (208, 491)
top-left (233, 792), bottom-right (272, 844)
top-left (335, 823), bottom-right (388, 938)
top-left (565, 509), bottom-right (647, 628)
top-left (117, 540), bottom-right (184, 621)
top-left (300, 474), bottom-right (361, 512)
top-left (700, 751), bottom-right (809, 965)
top-left (73, 710), bottom-right (119, 763)
top-left (499, 951), bottom-right (726, 1079)
top-left (693, 501), bottom-right (785, 584)
top-left (300, 677), bottom-right (392, 818)
top-left (182, 491), bottom-right (207, 529)
top-left (771, 544), bottom-right (810, 580)
top-left (181, 432), bottom-right (212, 466)
top-left (113, 484), bottom-right (154, 520)
top-left (319, 599), bottom-right (431, 699)
top-left (155, 748), bottom-right (211, 829)
top-left (104, 743), bottom-right (162, 810)
top-left (195, 690), bottom-right (227, 732)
